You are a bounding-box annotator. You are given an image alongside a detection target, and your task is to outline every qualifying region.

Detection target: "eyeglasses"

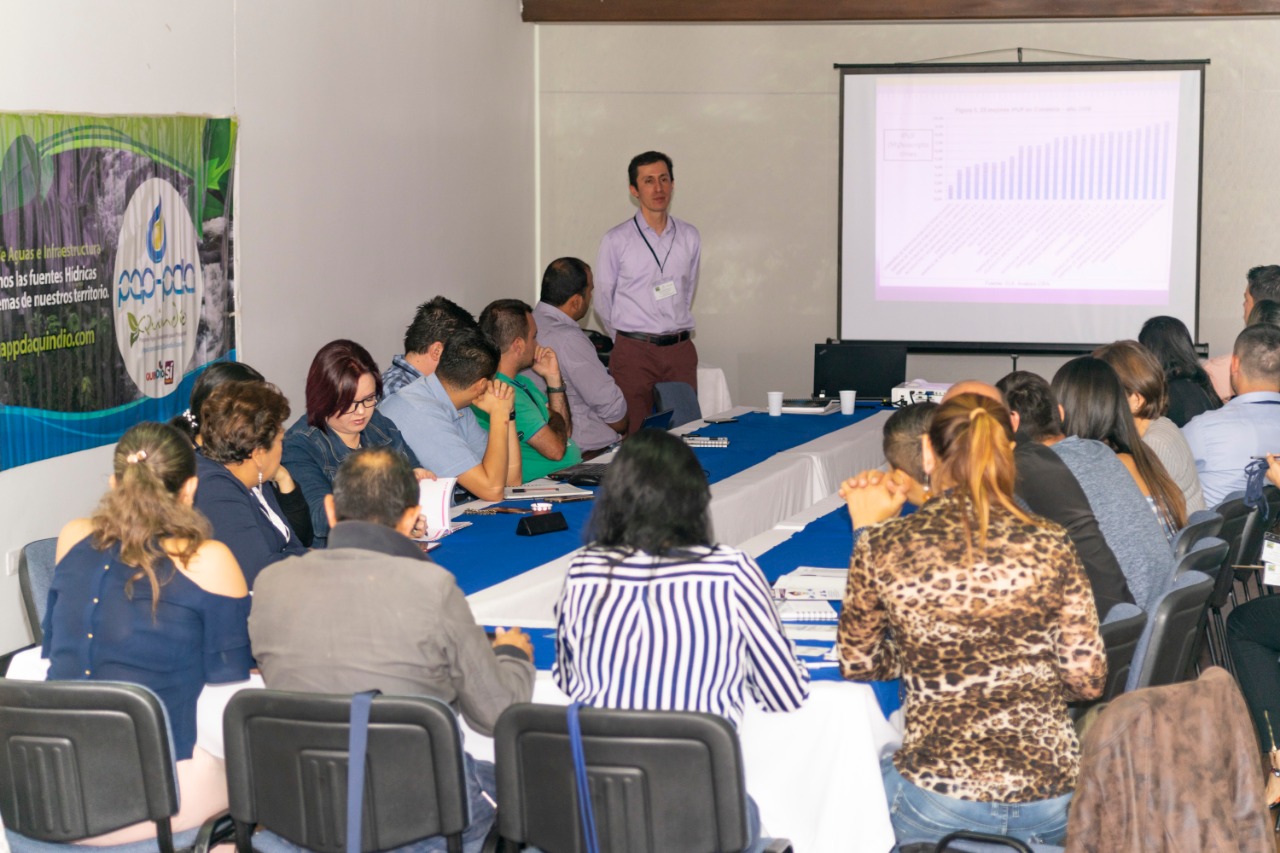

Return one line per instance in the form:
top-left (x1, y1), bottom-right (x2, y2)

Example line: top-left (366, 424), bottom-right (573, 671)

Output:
top-left (341, 393), bottom-right (380, 415)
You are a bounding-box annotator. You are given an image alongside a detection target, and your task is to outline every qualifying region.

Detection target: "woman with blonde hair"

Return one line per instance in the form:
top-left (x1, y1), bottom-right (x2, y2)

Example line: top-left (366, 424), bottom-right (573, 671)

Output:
top-left (838, 393), bottom-right (1105, 848)
top-left (21, 422), bottom-right (252, 849)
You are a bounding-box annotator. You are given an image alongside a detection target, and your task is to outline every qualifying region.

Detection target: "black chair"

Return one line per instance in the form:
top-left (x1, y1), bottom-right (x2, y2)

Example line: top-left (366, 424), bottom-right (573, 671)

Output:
top-left (1174, 536), bottom-right (1228, 579)
top-left (1096, 605), bottom-right (1147, 702)
top-left (1204, 496), bottom-right (1260, 674)
top-left (1213, 489), bottom-right (1274, 601)
top-left (653, 381), bottom-right (702, 428)
top-left (0, 678), bottom-right (230, 853)
top-left (492, 703), bottom-right (791, 853)
top-left (17, 536), bottom-right (57, 645)
top-left (223, 689), bottom-right (473, 853)
top-left (930, 831), bottom-right (1033, 852)
top-left (1171, 510), bottom-right (1223, 562)
top-left (1131, 571), bottom-right (1216, 690)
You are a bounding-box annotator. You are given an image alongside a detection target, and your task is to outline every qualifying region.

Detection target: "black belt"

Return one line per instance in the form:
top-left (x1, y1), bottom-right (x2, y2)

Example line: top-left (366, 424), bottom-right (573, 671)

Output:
top-left (618, 330), bottom-right (691, 347)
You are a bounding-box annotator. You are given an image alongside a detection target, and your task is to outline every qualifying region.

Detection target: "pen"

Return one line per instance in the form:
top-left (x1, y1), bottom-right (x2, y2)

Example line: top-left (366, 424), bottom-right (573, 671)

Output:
top-left (508, 487), bottom-right (561, 494)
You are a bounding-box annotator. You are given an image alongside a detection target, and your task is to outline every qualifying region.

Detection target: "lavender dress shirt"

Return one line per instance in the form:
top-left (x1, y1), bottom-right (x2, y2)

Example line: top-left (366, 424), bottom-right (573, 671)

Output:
top-left (524, 301), bottom-right (627, 452)
top-left (595, 212), bottom-right (700, 339)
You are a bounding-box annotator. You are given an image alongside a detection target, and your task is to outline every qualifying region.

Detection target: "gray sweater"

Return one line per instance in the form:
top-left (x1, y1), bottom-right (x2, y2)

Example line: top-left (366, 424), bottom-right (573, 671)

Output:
top-left (1142, 416), bottom-right (1206, 515)
top-left (1050, 436), bottom-right (1176, 613)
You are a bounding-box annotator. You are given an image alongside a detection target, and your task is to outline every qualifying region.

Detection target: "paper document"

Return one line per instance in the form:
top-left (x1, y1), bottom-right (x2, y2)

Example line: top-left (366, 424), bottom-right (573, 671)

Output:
top-left (416, 520), bottom-right (471, 544)
top-left (419, 478), bottom-right (468, 541)
top-left (776, 600), bottom-right (838, 622)
top-left (504, 478), bottom-right (592, 500)
top-left (773, 566), bottom-right (847, 600)
top-left (783, 623), bottom-right (838, 642)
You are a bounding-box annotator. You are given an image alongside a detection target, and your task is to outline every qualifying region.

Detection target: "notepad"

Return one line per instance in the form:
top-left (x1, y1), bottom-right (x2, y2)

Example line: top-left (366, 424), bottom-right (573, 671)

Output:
top-left (783, 623), bottom-right (838, 642)
top-left (504, 478), bottom-right (592, 500)
top-left (773, 566), bottom-right (847, 600)
top-left (776, 600), bottom-right (837, 622)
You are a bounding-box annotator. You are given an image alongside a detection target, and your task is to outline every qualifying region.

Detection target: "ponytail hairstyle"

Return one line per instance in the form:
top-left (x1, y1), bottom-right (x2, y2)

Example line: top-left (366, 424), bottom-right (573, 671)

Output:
top-left (1052, 357), bottom-right (1187, 530)
top-left (90, 422), bottom-right (211, 610)
top-left (928, 393), bottom-right (1037, 564)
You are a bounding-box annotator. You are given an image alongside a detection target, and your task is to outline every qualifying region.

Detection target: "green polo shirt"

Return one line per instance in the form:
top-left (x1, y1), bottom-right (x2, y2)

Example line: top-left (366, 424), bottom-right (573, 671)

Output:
top-left (472, 372), bottom-right (583, 482)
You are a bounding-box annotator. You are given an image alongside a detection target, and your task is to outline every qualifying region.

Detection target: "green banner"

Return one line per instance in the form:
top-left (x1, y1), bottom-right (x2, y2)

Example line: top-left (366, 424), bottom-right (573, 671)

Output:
top-left (0, 113), bottom-right (237, 470)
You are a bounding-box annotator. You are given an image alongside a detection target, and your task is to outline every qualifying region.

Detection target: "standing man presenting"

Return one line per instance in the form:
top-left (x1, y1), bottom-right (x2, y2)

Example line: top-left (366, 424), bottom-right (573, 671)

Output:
top-left (597, 150), bottom-right (701, 434)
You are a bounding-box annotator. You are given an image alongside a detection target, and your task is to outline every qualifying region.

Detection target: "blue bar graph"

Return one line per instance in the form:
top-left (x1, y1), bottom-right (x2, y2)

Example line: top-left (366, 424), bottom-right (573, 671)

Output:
top-left (947, 121), bottom-right (1173, 201)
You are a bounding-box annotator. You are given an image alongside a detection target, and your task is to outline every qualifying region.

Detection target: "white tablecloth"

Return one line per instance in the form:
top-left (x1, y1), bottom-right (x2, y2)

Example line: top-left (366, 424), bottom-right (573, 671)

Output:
top-left (697, 362), bottom-right (733, 418)
top-left (467, 408), bottom-right (889, 630)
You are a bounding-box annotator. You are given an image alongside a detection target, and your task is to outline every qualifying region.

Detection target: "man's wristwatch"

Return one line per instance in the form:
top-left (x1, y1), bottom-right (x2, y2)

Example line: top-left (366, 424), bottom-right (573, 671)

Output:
top-left (545, 384), bottom-right (566, 394)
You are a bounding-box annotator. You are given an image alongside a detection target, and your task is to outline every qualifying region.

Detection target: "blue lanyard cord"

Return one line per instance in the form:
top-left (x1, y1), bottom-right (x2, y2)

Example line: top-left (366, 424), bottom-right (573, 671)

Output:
top-left (566, 703), bottom-right (601, 853)
top-left (633, 215), bottom-right (675, 274)
top-left (347, 690), bottom-right (380, 853)
top-left (1245, 458), bottom-right (1272, 521)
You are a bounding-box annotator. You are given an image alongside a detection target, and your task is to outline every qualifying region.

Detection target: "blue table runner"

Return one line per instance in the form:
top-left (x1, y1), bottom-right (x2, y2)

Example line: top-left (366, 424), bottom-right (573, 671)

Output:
top-left (434, 408), bottom-right (880, 594)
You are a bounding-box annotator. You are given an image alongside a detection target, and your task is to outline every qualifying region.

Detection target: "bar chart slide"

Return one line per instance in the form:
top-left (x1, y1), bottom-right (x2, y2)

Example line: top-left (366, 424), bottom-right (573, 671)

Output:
top-left (873, 85), bottom-right (1183, 300)
top-left (945, 122), bottom-right (1171, 202)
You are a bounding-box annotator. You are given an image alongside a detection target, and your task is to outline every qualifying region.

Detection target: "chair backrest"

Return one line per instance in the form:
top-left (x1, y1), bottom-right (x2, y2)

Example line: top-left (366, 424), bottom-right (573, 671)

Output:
top-left (1130, 571), bottom-right (1215, 690)
top-left (653, 382), bottom-right (702, 429)
top-left (1175, 536), bottom-right (1228, 579)
top-left (1171, 510), bottom-right (1223, 562)
top-left (1097, 604), bottom-right (1147, 702)
top-left (223, 689), bottom-right (469, 853)
top-left (1209, 497), bottom-right (1256, 608)
top-left (0, 678), bottom-right (179, 850)
top-left (494, 703), bottom-right (752, 853)
top-left (17, 537), bottom-right (57, 645)
top-left (1237, 486), bottom-right (1280, 570)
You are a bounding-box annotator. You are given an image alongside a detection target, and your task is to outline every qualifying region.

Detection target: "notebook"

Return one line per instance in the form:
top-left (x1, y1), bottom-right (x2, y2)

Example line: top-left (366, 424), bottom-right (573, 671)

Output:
top-left (776, 600), bottom-right (838, 622)
top-left (773, 566), bottom-right (847, 600)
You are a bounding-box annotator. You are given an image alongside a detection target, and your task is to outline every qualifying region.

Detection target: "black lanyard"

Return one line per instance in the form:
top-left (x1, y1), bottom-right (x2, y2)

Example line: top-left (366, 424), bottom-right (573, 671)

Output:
top-left (633, 215), bottom-right (675, 274)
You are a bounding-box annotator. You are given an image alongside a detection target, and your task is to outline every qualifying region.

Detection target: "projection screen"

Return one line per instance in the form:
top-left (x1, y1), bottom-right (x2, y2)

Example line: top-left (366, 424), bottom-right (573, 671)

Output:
top-left (838, 62), bottom-right (1206, 349)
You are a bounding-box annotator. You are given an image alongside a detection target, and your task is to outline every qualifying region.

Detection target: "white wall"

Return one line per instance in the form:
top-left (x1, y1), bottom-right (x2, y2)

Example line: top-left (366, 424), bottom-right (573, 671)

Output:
top-left (0, 0), bottom-right (534, 654)
top-left (537, 19), bottom-right (1280, 401)
top-left (235, 0), bottom-right (535, 409)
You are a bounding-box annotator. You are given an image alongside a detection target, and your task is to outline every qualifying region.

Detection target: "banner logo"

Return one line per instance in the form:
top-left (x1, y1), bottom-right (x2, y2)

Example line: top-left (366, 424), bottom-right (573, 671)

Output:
top-left (112, 178), bottom-right (202, 398)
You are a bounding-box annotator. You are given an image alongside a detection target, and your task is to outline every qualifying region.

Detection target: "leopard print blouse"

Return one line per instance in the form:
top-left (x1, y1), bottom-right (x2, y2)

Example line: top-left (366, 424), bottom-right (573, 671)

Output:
top-left (838, 494), bottom-right (1106, 803)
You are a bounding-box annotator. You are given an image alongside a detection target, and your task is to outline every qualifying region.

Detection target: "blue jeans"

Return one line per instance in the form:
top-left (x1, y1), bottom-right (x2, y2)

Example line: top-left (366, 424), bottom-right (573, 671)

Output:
top-left (881, 755), bottom-right (1070, 847)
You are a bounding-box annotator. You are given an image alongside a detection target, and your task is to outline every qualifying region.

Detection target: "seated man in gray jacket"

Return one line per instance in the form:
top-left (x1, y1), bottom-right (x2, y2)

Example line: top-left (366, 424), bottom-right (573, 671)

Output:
top-left (250, 446), bottom-right (534, 852)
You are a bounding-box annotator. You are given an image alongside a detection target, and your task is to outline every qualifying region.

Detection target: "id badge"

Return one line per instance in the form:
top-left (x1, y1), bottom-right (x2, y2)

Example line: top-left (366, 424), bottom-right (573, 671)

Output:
top-left (1264, 533), bottom-right (1280, 587)
top-left (652, 279), bottom-right (677, 301)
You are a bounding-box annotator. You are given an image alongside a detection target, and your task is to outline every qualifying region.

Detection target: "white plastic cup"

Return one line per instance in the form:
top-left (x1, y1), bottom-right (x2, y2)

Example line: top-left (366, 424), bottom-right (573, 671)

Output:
top-left (840, 390), bottom-right (856, 415)
top-left (767, 391), bottom-right (784, 416)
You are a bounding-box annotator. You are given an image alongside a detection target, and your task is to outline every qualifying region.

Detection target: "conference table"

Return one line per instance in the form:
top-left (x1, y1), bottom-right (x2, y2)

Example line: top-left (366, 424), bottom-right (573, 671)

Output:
top-left (454, 405), bottom-right (891, 630)
top-left (434, 406), bottom-right (899, 853)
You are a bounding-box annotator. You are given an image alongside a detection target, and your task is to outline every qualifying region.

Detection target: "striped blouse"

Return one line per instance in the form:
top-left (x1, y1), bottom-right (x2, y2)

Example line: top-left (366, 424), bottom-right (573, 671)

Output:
top-left (553, 544), bottom-right (810, 726)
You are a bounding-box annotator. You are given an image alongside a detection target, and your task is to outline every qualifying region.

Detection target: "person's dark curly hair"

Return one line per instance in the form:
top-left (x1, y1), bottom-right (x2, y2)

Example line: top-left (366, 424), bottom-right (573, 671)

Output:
top-left (199, 381), bottom-right (291, 465)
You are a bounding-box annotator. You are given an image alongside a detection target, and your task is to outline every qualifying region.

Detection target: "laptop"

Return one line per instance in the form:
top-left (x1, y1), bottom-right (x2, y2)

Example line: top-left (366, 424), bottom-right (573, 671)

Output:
top-left (812, 343), bottom-right (908, 402)
top-left (548, 409), bottom-right (676, 486)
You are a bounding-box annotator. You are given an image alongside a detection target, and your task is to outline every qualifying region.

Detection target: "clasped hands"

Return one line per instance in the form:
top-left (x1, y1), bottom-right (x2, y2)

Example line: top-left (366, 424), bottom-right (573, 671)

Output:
top-left (840, 468), bottom-right (910, 530)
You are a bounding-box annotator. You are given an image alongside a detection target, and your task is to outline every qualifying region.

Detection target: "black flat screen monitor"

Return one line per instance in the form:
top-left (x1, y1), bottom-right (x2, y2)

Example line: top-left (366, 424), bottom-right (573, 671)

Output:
top-left (813, 343), bottom-right (908, 400)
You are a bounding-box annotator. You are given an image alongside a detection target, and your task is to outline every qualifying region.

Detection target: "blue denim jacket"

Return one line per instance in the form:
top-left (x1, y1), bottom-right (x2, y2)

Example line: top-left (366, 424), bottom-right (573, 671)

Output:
top-left (281, 410), bottom-right (421, 548)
